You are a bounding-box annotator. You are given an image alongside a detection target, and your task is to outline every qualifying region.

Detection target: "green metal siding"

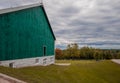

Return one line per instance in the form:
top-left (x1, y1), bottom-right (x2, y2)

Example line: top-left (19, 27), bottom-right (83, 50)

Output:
top-left (0, 6), bottom-right (55, 61)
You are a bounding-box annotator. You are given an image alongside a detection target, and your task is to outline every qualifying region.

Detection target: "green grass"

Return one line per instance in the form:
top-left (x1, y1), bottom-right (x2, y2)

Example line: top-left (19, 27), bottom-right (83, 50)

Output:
top-left (0, 60), bottom-right (120, 83)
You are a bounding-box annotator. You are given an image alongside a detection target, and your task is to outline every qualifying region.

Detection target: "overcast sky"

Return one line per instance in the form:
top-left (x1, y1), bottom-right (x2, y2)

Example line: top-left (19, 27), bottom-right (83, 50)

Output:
top-left (43, 0), bottom-right (120, 49)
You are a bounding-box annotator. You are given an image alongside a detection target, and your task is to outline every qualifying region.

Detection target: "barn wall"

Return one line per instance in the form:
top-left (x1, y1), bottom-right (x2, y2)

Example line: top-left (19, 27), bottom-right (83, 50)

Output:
top-left (0, 6), bottom-right (55, 61)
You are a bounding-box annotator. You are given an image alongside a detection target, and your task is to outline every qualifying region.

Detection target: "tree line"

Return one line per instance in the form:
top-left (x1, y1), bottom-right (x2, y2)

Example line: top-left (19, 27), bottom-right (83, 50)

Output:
top-left (55, 43), bottom-right (120, 60)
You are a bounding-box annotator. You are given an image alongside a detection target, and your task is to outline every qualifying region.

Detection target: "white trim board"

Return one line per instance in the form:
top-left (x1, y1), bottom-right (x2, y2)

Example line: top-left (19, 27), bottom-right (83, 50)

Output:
top-left (0, 3), bottom-right (42, 14)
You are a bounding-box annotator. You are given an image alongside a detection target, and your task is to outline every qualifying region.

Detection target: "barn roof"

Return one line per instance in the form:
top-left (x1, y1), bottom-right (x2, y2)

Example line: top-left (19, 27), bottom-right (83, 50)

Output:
top-left (0, 0), bottom-right (56, 40)
top-left (0, 0), bottom-right (42, 14)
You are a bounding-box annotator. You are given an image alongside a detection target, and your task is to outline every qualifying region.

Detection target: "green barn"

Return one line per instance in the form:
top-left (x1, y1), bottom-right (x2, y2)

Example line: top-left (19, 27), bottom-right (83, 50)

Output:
top-left (0, 0), bottom-right (56, 68)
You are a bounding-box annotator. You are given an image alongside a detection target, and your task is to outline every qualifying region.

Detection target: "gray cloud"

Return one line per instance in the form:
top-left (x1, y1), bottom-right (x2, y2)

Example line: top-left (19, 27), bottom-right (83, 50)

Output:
top-left (44, 0), bottom-right (120, 49)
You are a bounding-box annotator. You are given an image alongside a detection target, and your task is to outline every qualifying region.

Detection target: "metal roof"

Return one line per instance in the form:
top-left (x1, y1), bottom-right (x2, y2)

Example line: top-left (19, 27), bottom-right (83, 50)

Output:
top-left (0, 0), bottom-right (42, 14)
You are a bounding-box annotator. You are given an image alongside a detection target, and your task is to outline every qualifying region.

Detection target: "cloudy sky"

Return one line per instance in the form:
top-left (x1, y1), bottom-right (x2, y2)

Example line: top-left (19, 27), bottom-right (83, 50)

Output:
top-left (43, 0), bottom-right (120, 49)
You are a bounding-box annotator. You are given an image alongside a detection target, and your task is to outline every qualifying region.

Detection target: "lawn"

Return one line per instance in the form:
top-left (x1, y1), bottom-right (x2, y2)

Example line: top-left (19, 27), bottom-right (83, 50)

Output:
top-left (0, 60), bottom-right (120, 83)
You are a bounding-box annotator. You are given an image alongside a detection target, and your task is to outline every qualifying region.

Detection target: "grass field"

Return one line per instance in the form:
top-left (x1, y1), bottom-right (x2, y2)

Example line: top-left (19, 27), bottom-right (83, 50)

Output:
top-left (0, 60), bottom-right (120, 83)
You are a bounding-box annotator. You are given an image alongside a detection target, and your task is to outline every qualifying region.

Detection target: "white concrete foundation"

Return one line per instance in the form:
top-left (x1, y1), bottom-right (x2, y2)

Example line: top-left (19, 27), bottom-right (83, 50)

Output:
top-left (0, 56), bottom-right (55, 68)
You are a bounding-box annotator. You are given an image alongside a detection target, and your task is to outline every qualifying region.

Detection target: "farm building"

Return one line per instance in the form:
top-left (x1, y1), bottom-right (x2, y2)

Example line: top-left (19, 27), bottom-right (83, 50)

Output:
top-left (0, 0), bottom-right (56, 68)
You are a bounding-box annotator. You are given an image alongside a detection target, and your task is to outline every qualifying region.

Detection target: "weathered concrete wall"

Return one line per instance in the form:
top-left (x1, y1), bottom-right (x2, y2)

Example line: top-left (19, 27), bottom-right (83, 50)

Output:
top-left (0, 56), bottom-right (55, 68)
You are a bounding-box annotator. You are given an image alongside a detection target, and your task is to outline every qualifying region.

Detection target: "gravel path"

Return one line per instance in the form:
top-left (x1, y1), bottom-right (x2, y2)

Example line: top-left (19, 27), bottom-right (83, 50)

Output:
top-left (0, 73), bottom-right (26, 83)
top-left (111, 59), bottom-right (120, 65)
top-left (0, 78), bottom-right (11, 83)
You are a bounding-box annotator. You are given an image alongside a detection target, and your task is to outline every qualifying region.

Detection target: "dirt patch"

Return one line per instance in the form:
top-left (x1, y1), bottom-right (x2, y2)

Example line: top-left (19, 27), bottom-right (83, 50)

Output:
top-left (54, 63), bottom-right (71, 66)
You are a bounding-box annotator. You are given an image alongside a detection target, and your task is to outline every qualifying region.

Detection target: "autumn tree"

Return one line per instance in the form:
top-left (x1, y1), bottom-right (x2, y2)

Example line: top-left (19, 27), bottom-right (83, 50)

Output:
top-left (56, 43), bottom-right (120, 60)
top-left (55, 48), bottom-right (62, 59)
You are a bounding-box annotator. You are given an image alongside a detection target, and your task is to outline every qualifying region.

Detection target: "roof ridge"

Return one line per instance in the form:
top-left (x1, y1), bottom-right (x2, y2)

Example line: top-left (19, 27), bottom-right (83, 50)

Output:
top-left (0, 0), bottom-right (42, 14)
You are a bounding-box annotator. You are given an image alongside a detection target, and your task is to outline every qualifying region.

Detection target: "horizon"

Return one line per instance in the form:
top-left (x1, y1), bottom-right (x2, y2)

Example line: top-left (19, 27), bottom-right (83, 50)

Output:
top-left (56, 44), bottom-right (120, 50)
